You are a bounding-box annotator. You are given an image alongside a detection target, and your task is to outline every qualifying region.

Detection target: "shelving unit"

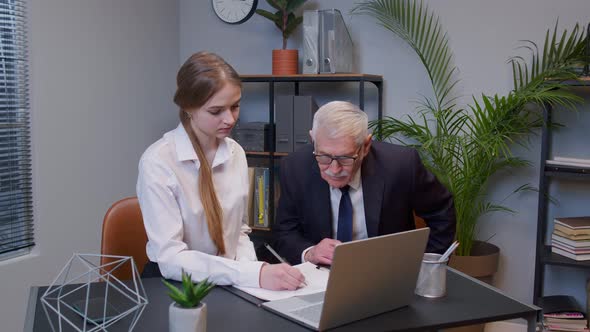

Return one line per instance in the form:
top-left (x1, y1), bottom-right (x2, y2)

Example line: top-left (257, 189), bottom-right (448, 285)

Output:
top-left (239, 74), bottom-right (383, 258)
top-left (533, 78), bottom-right (590, 304)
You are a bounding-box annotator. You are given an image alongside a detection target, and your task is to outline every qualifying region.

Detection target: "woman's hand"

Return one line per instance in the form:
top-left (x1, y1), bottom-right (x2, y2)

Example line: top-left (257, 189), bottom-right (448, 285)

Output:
top-left (259, 263), bottom-right (306, 290)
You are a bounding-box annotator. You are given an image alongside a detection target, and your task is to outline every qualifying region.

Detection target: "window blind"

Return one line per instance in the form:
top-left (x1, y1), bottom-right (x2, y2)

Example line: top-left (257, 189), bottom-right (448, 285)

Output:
top-left (0, 0), bottom-right (32, 259)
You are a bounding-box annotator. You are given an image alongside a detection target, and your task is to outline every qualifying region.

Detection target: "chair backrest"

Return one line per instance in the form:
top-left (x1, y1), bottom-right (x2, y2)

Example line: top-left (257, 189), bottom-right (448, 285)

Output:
top-left (100, 197), bottom-right (148, 280)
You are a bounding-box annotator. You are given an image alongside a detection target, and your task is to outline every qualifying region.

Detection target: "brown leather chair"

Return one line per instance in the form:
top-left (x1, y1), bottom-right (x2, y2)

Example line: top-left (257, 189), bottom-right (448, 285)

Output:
top-left (100, 197), bottom-right (148, 280)
top-left (414, 212), bottom-right (427, 229)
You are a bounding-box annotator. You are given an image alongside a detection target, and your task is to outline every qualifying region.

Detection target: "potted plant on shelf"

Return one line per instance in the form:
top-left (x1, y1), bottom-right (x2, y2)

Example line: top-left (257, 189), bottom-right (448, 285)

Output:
top-left (353, 0), bottom-right (588, 278)
top-left (256, 0), bottom-right (308, 75)
top-left (163, 271), bottom-right (215, 332)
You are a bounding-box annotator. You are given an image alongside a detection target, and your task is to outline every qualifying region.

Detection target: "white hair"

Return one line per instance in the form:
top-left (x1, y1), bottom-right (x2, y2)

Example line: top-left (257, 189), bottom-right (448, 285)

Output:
top-left (310, 101), bottom-right (368, 146)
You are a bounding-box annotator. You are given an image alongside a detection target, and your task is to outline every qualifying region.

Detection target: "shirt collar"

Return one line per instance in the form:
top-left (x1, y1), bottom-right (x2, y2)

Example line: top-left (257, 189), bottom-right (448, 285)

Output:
top-left (348, 166), bottom-right (362, 191)
top-left (173, 123), bottom-right (234, 168)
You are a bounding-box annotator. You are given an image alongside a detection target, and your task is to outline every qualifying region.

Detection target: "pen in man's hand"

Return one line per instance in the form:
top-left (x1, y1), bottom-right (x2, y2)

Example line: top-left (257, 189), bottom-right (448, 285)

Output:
top-left (315, 263), bottom-right (330, 271)
top-left (263, 243), bottom-right (307, 287)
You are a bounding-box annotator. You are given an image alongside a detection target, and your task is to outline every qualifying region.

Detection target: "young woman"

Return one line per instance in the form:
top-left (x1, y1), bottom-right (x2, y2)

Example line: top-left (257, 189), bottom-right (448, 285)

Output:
top-left (137, 52), bottom-right (304, 290)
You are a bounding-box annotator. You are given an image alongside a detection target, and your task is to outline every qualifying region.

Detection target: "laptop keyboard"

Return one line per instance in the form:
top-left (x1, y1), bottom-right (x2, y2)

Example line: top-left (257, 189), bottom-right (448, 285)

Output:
top-left (298, 292), bottom-right (325, 303)
top-left (290, 302), bottom-right (323, 323)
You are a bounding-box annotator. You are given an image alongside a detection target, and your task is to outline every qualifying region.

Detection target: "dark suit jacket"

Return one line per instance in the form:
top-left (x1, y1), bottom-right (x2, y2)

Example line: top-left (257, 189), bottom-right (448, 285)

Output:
top-left (273, 141), bottom-right (456, 264)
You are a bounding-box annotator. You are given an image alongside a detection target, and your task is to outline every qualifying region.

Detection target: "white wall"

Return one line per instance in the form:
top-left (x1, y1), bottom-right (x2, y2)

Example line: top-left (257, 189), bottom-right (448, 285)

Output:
top-left (180, 0), bottom-right (590, 306)
top-left (0, 1), bottom-right (179, 331)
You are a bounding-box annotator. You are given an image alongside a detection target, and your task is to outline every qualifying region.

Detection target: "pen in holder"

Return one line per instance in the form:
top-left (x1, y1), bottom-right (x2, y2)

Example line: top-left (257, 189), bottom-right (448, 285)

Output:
top-left (415, 253), bottom-right (448, 298)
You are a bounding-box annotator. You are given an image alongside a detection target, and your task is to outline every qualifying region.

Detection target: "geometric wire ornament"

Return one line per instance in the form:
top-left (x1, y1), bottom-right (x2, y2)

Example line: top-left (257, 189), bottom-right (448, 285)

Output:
top-left (40, 254), bottom-right (148, 332)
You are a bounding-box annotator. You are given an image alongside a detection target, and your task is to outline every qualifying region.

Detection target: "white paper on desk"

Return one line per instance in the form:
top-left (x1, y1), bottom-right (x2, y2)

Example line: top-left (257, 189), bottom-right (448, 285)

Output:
top-left (234, 262), bottom-right (329, 301)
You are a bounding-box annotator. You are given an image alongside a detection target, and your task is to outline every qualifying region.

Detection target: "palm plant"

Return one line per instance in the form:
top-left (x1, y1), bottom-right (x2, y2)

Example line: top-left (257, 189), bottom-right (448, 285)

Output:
top-left (352, 0), bottom-right (588, 256)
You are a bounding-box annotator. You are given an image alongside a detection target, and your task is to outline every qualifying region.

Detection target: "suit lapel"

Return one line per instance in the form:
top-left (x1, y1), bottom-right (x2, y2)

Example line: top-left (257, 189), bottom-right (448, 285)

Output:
top-left (362, 149), bottom-right (384, 237)
top-left (310, 162), bottom-right (333, 239)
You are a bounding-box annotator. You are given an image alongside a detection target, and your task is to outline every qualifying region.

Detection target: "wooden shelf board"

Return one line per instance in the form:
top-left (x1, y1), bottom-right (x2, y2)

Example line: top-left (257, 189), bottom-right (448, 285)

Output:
top-left (251, 227), bottom-right (272, 232)
top-left (240, 73), bottom-right (383, 83)
top-left (245, 151), bottom-right (288, 157)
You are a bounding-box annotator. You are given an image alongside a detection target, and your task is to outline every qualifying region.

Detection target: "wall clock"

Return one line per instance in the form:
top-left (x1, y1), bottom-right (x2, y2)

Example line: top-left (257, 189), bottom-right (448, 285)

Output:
top-left (212, 0), bottom-right (258, 25)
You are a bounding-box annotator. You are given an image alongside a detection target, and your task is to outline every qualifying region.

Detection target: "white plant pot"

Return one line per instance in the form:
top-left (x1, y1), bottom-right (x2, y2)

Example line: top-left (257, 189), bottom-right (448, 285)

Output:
top-left (169, 302), bottom-right (207, 332)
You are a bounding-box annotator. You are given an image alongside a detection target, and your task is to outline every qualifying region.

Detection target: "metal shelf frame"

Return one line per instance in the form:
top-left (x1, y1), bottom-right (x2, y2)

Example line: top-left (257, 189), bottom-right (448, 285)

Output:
top-left (533, 78), bottom-right (590, 304)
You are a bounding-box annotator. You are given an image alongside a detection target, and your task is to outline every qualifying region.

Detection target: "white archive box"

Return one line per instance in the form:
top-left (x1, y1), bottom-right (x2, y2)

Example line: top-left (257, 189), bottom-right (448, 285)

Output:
top-left (302, 9), bottom-right (354, 74)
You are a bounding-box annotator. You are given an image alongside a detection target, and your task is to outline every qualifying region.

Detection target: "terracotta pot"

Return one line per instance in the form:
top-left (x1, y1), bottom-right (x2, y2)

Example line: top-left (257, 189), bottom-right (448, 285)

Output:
top-left (448, 240), bottom-right (500, 278)
top-left (272, 49), bottom-right (298, 75)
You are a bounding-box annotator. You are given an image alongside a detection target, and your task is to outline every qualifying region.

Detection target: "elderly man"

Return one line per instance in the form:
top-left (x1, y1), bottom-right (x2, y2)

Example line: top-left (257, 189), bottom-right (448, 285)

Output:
top-left (273, 101), bottom-right (456, 265)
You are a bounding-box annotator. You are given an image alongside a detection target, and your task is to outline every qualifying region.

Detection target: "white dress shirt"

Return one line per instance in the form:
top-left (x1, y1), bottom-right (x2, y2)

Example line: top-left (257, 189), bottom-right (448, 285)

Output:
top-left (137, 124), bottom-right (263, 287)
top-left (301, 167), bottom-right (368, 262)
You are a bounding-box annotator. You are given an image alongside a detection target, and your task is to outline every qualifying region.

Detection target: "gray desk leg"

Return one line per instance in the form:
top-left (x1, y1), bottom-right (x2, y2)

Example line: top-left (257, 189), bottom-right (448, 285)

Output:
top-left (526, 313), bottom-right (537, 332)
top-left (24, 287), bottom-right (38, 332)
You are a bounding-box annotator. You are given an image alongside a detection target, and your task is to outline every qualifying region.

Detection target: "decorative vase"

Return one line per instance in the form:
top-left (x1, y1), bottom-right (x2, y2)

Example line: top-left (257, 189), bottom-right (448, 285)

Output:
top-left (169, 302), bottom-right (207, 332)
top-left (272, 49), bottom-right (298, 75)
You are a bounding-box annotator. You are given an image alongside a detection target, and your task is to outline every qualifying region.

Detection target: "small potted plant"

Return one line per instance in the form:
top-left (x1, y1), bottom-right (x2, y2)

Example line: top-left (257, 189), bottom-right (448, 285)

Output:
top-left (256, 0), bottom-right (308, 75)
top-left (163, 271), bottom-right (215, 332)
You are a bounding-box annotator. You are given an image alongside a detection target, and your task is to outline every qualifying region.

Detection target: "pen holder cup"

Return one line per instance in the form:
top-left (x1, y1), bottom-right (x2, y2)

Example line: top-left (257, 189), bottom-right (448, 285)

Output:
top-left (415, 253), bottom-right (448, 298)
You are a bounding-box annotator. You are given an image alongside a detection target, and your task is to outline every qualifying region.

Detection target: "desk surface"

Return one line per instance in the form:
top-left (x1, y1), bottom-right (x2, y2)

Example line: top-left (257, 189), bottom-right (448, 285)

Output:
top-left (26, 268), bottom-right (539, 332)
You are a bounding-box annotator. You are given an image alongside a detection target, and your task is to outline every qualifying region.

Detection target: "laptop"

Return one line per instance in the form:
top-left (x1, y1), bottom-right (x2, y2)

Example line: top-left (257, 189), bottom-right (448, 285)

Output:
top-left (262, 227), bottom-right (430, 331)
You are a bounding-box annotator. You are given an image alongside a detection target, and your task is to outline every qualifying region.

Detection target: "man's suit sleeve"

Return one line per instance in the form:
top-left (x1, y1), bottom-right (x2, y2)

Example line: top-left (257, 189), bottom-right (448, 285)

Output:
top-left (411, 150), bottom-right (456, 253)
top-left (273, 156), bottom-right (316, 264)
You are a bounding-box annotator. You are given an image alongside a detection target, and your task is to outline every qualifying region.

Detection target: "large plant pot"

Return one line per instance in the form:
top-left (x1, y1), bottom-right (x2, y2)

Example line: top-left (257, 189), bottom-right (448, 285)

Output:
top-left (169, 302), bottom-right (207, 332)
top-left (272, 49), bottom-right (298, 75)
top-left (444, 241), bottom-right (500, 332)
top-left (448, 241), bottom-right (500, 278)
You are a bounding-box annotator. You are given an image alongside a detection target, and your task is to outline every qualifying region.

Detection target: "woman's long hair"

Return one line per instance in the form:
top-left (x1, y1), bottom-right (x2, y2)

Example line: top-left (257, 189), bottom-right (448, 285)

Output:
top-left (173, 51), bottom-right (241, 255)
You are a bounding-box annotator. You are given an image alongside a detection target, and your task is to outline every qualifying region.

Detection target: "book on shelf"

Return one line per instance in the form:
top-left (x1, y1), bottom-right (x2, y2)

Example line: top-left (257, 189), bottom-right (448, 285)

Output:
top-left (540, 295), bottom-right (589, 331)
top-left (555, 217), bottom-right (590, 230)
top-left (545, 317), bottom-right (588, 326)
top-left (551, 247), bottom-right (590, 261)
top-left (246, 167), bottom-right (255, 227)
top-left (552, 234), bottom-right (590, 248)
top-left (555, 156), bottom-right (590, 165)
top-left (546, 157), bottom-right (590, 168)
top-left (252, 167), bottom-right (269, 229)
top-left (554, 227), bottom-right (590, 240)
top-left (552, 242), bottom-right (590, 255)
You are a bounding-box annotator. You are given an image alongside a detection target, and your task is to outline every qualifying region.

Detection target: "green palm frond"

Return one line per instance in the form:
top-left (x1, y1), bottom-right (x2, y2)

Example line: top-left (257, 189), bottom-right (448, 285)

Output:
top-left (511, 22), bottom-right (587, 91)
top-left (352, 0), bottom-right (458, 110)
top-left (354, 0), bottom-right (589, 256)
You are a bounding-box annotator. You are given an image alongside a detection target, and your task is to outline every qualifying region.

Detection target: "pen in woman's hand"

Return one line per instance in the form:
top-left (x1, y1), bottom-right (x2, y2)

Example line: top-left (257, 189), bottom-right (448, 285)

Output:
top-left (264, 242), bottom-right (287, 264)
top-left (264, 243), bottom-right (308, 287)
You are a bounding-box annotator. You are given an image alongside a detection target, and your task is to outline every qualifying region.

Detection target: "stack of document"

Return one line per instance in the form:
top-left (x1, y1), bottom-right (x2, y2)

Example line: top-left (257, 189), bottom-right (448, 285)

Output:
top-left (234, 262), bottom-right (330, 301)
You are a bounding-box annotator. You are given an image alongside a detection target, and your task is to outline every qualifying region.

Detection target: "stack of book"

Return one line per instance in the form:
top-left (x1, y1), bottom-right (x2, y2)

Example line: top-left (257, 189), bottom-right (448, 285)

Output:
top-left (540, 295), bottom-right (589, 331)
top-left (551, 216), bottom-right (590, 261)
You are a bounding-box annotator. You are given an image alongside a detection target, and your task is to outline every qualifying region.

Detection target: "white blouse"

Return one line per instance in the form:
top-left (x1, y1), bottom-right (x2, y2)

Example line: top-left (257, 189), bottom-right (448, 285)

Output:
top-left (137, 124), bottom-right (263, 287)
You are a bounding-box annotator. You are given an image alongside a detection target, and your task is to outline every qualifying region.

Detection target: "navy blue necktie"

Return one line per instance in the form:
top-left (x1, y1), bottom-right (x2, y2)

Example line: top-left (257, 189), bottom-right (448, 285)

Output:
top-left (337, 185), bottom-right (353, 242)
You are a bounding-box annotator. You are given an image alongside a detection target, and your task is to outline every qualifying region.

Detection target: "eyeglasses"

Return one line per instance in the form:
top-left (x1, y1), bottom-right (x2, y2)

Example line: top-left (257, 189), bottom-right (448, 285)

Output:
top-left (313, 147), bottom-right (361, 166)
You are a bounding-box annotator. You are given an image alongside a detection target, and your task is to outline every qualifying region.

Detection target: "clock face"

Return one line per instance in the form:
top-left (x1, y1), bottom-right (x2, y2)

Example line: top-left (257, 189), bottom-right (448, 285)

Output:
top-left (212, 0), bottom-right (258, 25)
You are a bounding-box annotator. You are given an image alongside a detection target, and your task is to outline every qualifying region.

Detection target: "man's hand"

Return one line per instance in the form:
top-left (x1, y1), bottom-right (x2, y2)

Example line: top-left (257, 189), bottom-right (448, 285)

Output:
top-left (304, 238), bottom-right (341, 265)
top-left (259, 263), bottom-right (306, 290)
